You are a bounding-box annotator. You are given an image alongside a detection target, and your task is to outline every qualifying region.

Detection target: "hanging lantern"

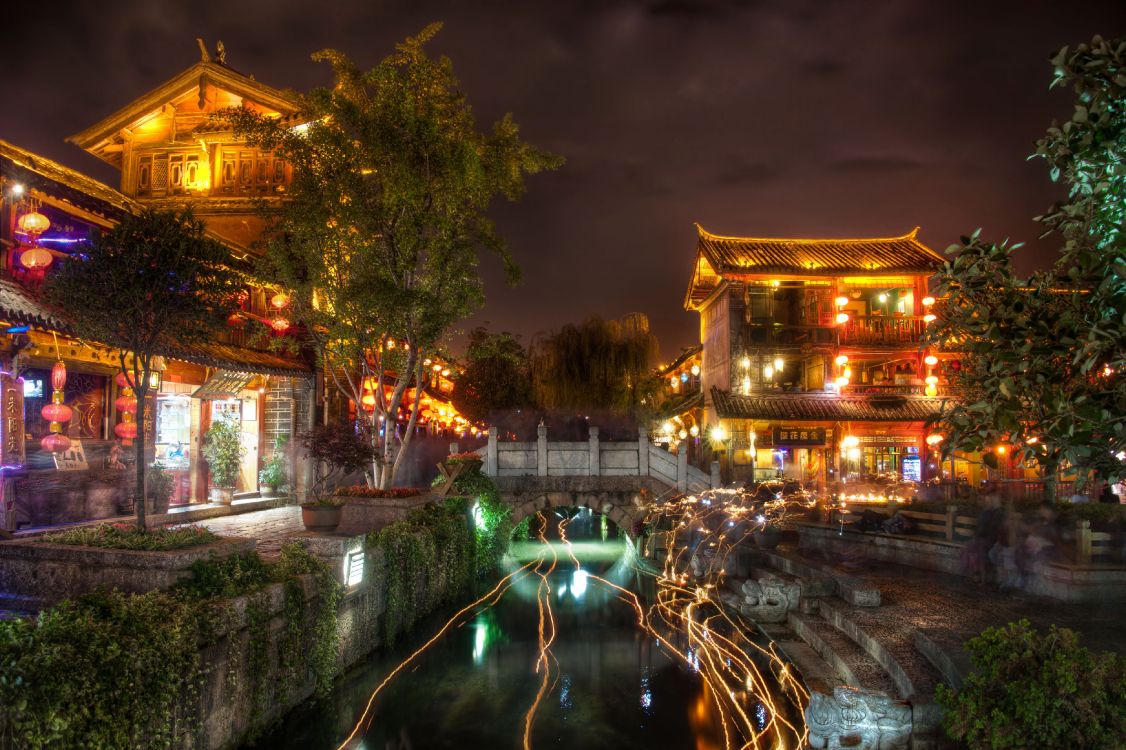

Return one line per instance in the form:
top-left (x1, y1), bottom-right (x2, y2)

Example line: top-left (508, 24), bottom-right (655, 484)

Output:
top-left (40, 433), bottom-right (71, 453)
top-left (925, 433), bottom-right (944, 446)
top-left (924, 384), bottom-right (938, 397)
top-left (361, 392), bottom-right (376, 409)
top-left (40, 361), bottom-right (72, 453)
top-left (924, 355), bottom-right (938, 367)
top-left (271, 317), bottom-right (290, 332)
top-left (922, 296), bottom-right (936, 307)
top-left (114, 370), bottom-right (137, 446)
top-left (835, 312), bottom-right (850, 324)
top-left (834, 296), bottom-right (849, 307)
top-left (17, 210), bottom-right (50, 237)
top-left (115, 419), bottom-right (138, 443)
top-left (270, 292), bottom-right (289, 309)
top-left (19, 245), bottom-right (53, 270)
top-left (923, 313), bottom-right (937, 323)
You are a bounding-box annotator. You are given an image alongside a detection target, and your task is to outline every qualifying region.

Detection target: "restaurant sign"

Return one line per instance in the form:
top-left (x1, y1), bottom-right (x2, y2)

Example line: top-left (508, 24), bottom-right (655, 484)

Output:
top-left (772, 427), bottom-right (827, 446)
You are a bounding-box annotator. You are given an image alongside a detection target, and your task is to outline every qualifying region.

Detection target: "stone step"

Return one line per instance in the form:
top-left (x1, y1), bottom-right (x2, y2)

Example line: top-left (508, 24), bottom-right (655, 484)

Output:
top-left (816, 599), bottom-right (947, 734)
top-left (914, 628), bottom-right (973, 691)
top-left (787, 610), bottom-right (899, 697)
top-left (755, 547), bottom-right (880, 605)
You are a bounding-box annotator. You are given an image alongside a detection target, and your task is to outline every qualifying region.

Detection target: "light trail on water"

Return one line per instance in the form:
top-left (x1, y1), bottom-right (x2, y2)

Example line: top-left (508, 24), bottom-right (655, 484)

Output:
top-left (337, 487), bottom-right (809, 750)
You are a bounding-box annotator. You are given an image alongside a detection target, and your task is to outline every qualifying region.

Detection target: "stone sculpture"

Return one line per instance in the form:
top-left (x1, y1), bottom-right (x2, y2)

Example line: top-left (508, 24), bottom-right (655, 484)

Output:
top-left (806, 686), bottom-right (912, 750)
top-left (738, 574), bottom-right (800, 623)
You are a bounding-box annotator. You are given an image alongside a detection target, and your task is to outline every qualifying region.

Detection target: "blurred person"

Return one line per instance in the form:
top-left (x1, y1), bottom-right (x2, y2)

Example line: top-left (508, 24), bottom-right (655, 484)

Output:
top-left (964, 491), bottom-right (1005, 584)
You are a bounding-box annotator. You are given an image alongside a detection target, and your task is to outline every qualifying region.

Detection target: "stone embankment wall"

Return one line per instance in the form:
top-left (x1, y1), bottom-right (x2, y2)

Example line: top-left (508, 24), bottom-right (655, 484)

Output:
top-left (191, 531), bottom-right (468, 750)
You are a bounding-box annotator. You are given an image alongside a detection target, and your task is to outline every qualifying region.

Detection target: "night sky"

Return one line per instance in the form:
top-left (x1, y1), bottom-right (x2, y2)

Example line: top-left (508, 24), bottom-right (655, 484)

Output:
top-left (3, 1), bottom-right (1123, 358)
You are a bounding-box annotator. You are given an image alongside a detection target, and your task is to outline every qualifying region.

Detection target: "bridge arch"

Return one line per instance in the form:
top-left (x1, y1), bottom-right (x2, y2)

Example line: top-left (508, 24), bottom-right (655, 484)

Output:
top-left (505, 488), bottom-right (646, 541)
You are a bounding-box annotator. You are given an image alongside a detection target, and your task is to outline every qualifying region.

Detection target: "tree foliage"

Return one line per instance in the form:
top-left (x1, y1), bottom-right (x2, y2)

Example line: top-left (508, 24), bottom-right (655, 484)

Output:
top-left (44, 209), bottom-right (241, 527)
top-left (224, 25), bottom-right (562, 488)
top-left (936, 619), bottom-right (1126, 749)
top-left (528, 314), bottom-right (660, 415)
top-left (449, 327), bottom-right (531, 423)
top-left (925, 35), bottom-right (1126, 488)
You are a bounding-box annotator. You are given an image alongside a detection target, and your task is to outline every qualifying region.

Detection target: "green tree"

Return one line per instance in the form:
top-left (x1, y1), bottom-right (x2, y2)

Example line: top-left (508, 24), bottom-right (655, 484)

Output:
top-left (936, 620), bottom-right (1126, 749)
top-left (45, 209), bottom-right (241, 527)
top-left (925, 35), bottom-right (1126, 492)
top-left (450, 327), bottom-right (531, 423)
top-left (224, 24), bottom-right (562, 488)
top-left (528, 314), bottom-right (660, 414)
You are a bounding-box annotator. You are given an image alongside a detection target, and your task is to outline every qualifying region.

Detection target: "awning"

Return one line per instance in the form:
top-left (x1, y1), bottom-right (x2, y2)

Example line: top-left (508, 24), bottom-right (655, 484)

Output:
top-left (0, 279), bottom-right (311, 377)
top-left (711, 386), bottom-right (944, 422)
top-left (192, 370), bottom-right (254, 400)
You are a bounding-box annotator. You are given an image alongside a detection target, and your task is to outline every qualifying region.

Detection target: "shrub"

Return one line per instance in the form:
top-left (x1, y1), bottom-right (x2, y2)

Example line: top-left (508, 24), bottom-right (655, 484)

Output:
top-left (202, 415), bottom-right (243, 488)
top-left (258, 436), bottom-right (288, 491)
top-left (299, 421), bottom-right (370, 497)
top-left (43, 523), bottom-right (218, 551)
top-left (0, 544), bottom-right (342, 748)
top-left (333, 486), bottom-right (425, 498)
top-left (936, 619), bottom-right (1126, 749)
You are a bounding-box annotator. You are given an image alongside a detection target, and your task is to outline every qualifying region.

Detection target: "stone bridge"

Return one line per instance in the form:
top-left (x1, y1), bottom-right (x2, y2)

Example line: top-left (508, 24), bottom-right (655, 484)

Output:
top-left (474, 425), bottom-right (719, 536)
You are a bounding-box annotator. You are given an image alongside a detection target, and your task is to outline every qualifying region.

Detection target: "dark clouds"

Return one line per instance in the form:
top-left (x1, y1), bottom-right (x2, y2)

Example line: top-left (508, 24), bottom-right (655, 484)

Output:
top-left (2, 0), bottom-right (1124, 357)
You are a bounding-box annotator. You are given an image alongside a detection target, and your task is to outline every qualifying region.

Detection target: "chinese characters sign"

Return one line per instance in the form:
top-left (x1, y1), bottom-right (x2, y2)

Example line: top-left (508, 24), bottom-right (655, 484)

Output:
top-left (771, 428), bottom-right (827, 446)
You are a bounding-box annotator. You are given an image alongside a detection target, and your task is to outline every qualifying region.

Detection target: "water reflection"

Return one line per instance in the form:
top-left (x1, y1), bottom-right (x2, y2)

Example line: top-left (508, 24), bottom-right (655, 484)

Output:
top-left (255, 509), bottom-right (794, 750)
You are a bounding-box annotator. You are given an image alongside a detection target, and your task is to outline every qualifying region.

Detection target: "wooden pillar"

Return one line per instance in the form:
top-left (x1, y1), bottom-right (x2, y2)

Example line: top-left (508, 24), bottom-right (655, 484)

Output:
top-left (945, 505), bottom-right (957, 542)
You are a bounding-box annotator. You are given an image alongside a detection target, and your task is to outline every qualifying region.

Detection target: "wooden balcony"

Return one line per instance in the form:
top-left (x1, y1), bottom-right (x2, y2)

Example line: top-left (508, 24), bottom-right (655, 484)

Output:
top-left (741, 323), bottom-right (836, 348)
top-left (839, 315), bottom-right (926, 347)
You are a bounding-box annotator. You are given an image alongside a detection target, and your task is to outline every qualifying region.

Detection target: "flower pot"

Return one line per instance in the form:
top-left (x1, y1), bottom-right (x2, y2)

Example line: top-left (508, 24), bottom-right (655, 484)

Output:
top-left (301, 504), bottom-right (343, 532)
top-left (753, 526), bottom-right (782, 549)
top-left (209, 487), bottom-right (234, 505)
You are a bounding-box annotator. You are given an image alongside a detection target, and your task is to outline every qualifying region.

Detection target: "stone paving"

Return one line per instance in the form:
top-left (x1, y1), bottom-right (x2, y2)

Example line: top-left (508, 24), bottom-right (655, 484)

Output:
top-left (790, 544), bottom-right (1126, 657)
top-left (184, 506), bottom-right (306, 558)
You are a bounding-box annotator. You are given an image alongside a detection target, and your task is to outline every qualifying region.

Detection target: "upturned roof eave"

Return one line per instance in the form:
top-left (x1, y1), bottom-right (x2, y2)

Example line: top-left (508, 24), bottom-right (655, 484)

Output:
top-left (66, 61), bottom-right (298, 155)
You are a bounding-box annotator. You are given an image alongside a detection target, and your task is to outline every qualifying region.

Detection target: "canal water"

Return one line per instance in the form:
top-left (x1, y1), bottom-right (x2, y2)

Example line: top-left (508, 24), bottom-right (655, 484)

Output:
top-left (256, 510), bottom-right (797, 749)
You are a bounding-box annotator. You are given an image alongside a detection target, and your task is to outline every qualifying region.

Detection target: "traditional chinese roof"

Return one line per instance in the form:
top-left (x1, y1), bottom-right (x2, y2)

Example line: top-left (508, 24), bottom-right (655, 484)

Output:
top-left (686, 224), bottom-right (944, 309)
top-left (662, 344), bottom-right (703, 373)
top-left (0, 138), bottom-right (138, 221)
top-left (67, 57), bottom-right (298, 168)
top-left (0, 280), bottom-right (310, 377)
top-left (710, 387), bottom-right (942, 422)
top-left (656, 390), bottom-right (704, 421)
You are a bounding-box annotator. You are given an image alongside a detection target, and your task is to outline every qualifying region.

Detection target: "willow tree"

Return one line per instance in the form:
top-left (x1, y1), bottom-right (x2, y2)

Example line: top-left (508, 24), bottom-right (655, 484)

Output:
top-left (45, 209), bottom-right (241, 527)
top-left (450, 328), bottom-right (531, 423)
top-left (529, 314), bottom-right (660, 415)
top-left (225, 25), bottom-right (561, 488)
top-left (925, 35), bottom-right (1125, 492)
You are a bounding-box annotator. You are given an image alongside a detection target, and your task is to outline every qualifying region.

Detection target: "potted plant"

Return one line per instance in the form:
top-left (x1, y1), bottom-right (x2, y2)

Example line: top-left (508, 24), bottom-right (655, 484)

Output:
top-left (147, 461), bottom-right (174, 515)
top-left (298, 421), bottom-right (370, 532)
top-left (258, 436), bottom-right (287, 496)
top-left (202, 415), bottom-right (243, 504)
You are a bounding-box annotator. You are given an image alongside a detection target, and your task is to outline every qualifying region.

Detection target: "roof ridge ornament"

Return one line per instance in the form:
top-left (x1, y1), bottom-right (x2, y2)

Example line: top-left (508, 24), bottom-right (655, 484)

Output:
top-left (196, 38), bottom-right (211, 63)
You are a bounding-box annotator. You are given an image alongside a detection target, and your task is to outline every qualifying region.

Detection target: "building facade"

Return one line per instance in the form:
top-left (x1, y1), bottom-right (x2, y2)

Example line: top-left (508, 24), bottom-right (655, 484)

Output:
top-left (682, 224), bottom-right (960, 490)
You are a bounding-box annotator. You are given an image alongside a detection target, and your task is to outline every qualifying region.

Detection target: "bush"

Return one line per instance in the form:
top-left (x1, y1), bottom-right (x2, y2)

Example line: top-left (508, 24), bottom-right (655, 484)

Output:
top-left (0, 544), bottom-right (342, 748)
top-left (43, 523), bottom-right (218, 551)
top-left (333, 486), bottom-right (425, 498)
top-left (203, 415), bottom-right (244, 488)
top-left (936, 619), bottom-right (1126, 749)
top-left (258, 436), bottom-right (288, 491)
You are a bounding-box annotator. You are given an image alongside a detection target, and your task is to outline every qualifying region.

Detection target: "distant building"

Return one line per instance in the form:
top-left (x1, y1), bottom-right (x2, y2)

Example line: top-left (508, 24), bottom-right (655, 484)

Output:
top-left (681, 223), bottom-right (958, 488)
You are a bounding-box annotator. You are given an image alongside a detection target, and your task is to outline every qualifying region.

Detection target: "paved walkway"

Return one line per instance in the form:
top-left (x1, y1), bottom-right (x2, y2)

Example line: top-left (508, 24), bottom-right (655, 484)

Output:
top-left (790, 544), bottom-right (1126, 657)
top-left (182, 506), bottom-right (305, 558)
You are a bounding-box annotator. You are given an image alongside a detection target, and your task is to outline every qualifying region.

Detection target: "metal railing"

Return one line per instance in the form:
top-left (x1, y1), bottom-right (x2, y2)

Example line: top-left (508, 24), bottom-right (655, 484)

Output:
top-left (839, 315), bottom-right (926, 346)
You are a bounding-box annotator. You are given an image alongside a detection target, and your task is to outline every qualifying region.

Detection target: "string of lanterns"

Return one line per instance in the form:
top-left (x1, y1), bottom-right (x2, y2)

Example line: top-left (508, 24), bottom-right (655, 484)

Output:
top-left (39, 360), bottom-right (72, 453)
top-left (17, 200), bottom-right (53, 271)
top-left (114, 372), bottom-right (138, 445)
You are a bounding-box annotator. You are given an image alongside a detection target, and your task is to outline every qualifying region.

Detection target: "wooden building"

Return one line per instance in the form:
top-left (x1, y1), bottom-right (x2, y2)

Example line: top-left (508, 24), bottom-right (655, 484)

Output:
top-left (682, 223), bottom-right (967, 490)
top-left (0, 43), bottom-right (315, 530)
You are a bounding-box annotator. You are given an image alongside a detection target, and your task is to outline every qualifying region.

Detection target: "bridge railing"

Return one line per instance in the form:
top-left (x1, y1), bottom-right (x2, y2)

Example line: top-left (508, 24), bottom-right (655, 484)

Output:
top-left (476, 425), bottom-right (718, 493)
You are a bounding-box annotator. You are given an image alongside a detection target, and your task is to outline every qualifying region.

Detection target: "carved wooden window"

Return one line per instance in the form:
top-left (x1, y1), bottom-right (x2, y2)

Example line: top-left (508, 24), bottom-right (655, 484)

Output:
top-left (137, 155), bottom-right (152, 195)
top-left (152, 158), bottom-right (168, 193)
top-left (169, 154), bottom-right (184, 193)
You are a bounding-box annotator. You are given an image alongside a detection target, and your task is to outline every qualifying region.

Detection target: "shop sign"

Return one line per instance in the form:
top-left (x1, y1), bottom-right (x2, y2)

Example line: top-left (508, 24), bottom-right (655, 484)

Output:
top-left (772, 428), bottom-right (827, 446)
top-left (902, 455), bottom-right (922, 482)
top-left (1, 374), bottom-right (25, 467)
top-left (53, 439), bottom-right (89, 471)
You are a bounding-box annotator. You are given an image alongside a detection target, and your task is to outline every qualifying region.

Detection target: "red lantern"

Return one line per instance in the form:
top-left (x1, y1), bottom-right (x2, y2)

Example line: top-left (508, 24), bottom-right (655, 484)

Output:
top-left (270, 292), bottom-right (289, 309)
top-left (114, 420), bottom-right (137, 442)
top-left (115, 396), bottom-right (138, 413)
top-left (271, 317), bottom-right (290, 332)
top-left (20, 245), bottom-right (53, 270)
top-left (40, 433), bottom-right (71, 453)
top-left (51, 361), bottom-right (66, 391)
top-left (41, 403), bottom-right (73, 423)
top-left (115, 371), bottom-right (136, 389)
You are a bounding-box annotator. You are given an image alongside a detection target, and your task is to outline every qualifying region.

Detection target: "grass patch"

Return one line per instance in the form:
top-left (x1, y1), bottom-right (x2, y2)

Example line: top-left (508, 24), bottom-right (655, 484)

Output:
top-left (42, 523), bottom-right (218, 551)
